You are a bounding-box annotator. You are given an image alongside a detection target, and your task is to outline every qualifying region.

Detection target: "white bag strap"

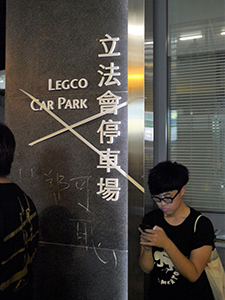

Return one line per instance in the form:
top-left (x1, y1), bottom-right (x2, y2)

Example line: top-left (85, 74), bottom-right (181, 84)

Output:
top-left (194, 214), bottom-right (202, 233)
top-left (194, 215), bottom-right (221, 266)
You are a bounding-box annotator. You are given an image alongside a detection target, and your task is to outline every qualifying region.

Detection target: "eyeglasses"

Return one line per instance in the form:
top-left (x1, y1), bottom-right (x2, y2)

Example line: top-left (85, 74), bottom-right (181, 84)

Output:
top-left (151, 189), bottom-right (180, 204)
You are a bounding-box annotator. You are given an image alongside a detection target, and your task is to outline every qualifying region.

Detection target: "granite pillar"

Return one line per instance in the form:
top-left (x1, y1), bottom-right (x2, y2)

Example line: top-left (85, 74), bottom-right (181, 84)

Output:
top-left (6, 1), bottom-right (144, 299)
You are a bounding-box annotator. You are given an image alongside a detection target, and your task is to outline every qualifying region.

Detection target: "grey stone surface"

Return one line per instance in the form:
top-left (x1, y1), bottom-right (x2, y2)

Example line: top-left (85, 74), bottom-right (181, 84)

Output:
top-left (6, 1), bottom-right (129, 299)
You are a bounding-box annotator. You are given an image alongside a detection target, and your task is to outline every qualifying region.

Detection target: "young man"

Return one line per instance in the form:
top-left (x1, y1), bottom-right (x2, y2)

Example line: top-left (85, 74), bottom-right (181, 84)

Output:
top-left (0, 123), bottom-right (39, 300)
top-left (139, 161), bottom-right (214, 300)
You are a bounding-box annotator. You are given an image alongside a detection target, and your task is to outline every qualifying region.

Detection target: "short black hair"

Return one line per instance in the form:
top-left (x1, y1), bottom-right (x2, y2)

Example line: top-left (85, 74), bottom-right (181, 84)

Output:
top-left (0, 123), bottom-right (16, 176)
top-left (148, 160), bottom-right (189, 195)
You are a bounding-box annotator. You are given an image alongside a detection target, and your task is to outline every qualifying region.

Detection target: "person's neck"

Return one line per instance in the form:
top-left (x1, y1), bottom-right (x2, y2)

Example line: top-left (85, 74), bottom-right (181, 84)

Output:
top-left (0, 176), bottom-right (11, 183)
top-left (164, 203), bottom-right (190, 225)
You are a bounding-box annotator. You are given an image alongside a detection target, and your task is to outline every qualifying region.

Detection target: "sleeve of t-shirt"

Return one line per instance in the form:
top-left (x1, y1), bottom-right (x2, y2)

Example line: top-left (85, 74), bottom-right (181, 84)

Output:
top-left (192, 215), bottom-right (215, 250)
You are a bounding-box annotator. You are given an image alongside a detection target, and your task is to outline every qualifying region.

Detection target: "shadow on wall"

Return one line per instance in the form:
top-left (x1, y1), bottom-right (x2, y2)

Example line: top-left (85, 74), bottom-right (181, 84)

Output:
top-left (33, 205), bottom-right (89, 300)
top-left (33, 204), bottom-right (128, 300)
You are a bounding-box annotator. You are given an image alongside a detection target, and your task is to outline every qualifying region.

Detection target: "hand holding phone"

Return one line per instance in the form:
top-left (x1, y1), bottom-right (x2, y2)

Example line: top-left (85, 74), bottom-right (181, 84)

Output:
top-left (139, 224), bottom-right (152, 232)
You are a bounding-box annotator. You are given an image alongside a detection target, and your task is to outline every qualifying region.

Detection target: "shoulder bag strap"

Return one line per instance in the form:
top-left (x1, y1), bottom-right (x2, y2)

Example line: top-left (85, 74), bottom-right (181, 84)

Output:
top-left (194, 214), bottom-right (202, 233)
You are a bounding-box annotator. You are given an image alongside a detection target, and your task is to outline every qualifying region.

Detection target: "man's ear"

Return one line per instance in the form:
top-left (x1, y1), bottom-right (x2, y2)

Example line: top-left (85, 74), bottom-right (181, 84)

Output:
top-left (180, 185), bottom-right (186, 196)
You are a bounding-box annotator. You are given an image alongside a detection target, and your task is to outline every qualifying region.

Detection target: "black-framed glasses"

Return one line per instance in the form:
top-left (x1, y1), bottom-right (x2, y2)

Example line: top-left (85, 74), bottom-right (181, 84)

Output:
top-left (151, 189), bottom-right (180, 204)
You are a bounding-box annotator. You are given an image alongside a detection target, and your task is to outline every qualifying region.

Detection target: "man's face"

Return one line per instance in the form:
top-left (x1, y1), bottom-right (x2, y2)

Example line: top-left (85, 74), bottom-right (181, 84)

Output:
top-left (152, 186), bottom-right (186, 215)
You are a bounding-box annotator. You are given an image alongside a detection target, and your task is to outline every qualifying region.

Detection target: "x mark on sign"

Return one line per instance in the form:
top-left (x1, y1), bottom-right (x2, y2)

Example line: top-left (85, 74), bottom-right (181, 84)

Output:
top-left (20, 89), bottom-right (144, 193)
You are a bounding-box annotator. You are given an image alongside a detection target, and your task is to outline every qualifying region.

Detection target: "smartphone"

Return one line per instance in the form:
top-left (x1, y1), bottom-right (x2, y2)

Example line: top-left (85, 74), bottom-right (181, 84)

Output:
top-left (139, 224), bottom-right (152, 232)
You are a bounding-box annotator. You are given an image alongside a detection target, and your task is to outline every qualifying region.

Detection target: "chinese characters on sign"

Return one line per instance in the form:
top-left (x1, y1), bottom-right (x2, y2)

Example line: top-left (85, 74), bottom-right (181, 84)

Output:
top-left (20, 33), bottom-right (126, 261)
top-left (96, 34), bottom-right (122, 202)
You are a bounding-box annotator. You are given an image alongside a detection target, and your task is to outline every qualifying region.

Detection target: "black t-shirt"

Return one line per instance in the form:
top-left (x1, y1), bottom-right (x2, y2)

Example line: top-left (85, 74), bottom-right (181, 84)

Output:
top-left (0, 183), bottom-right (39, 299)
top-left (142, 207), bottom-right (215, 300)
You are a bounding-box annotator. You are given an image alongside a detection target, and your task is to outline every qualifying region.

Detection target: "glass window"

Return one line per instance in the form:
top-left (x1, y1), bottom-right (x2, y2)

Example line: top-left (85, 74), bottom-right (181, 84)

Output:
top-left (144, 0), bottom-right (154, 212)
top-left (168, 0), bottom-right (225, 212)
